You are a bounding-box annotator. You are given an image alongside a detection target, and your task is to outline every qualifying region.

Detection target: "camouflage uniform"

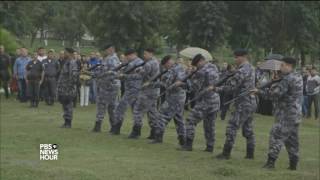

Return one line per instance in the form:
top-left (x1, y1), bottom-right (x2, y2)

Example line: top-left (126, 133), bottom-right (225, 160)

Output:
top-left (259, 71), bottom-right (303, 168)
top-left (93, 53), bottom-right (120, 130)
top-left (156, 64), bottom-right (186, 142)
top-left (113, 57), bottom-right (144, 130)
top-left (184, 63), bottom-right (220, 150)
top-left (57, 59), bottom-right (80, 127)
top-left (216, 62), bottom-right (257, 158)
top-left (130, 58), bottom-right (160, 137)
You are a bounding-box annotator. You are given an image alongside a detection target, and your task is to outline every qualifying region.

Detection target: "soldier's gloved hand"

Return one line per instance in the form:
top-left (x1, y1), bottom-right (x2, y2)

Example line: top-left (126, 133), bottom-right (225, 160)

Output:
top-left (250, 88), bottom-right (259, 95)
top-left (207, 85), bottom-right (215, 91)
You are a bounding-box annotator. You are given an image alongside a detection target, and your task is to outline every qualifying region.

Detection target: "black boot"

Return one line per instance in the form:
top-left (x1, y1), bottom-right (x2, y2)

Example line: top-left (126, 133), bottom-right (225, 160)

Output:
top-left (149, 130), bottom-right (163, 144)
top-left (110, 122), bottom-right (122, 135)
top-left (178, 135), bottom-right (185, 146)
top-left (128, 125), bottom-right (141, 139)
top-left (204, 145), bottom-right (213, 153)
top-left (262, 155), bottom-right (276, 169)
top-left (60, 119), bottom-right (68, 128)
top-left (216, 144), bottom-right (232, 160)
top-left (177, 138), bottom-right (193, 151)
top-left (146, 128), bottom-right (156, 140)
top-left (65, 119), bottom-right (72, 128)
top-left (245, 145), bottom-right (254, 159)
top-left (288, 158), bottom-right (298, 170)
top-left (92, 121), bottom-right (102, 132)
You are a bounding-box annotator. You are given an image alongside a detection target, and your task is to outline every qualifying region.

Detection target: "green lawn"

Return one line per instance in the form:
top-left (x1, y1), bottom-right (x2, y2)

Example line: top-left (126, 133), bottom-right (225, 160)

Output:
top-left (1, 97), bottom-right (319, 180)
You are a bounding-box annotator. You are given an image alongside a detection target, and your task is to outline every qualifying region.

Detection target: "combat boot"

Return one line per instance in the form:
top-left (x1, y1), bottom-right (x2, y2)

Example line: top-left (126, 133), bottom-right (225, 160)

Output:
top-left (149, 129), bottom-right (163, 144)
top-left (204, 145), bottom-right (213, 153)
top-left (216, 144), bottom-right (232, 160)
top-left (92, 121), bottom-right (102, 132)
top-left (128, 125), bottom-right (141, 139)
top-left (110, 122), bottom-right (122, 135)
top-left (60, 119), bottom-right (68, 128)
top-left (146, 127), bottom-right (156, 140)
top-left (178, 135), bottom-right (185, 146)
top-left (262, 155), bottom-right (276, 169)
top-left (177, 138), bottom-right (193, 151)
top-left (288, 158), bottom-right (298, 170)
top-left (65, 119), bottom-right (72, 128)
top-left (245, 145), bottom-right (254, 159)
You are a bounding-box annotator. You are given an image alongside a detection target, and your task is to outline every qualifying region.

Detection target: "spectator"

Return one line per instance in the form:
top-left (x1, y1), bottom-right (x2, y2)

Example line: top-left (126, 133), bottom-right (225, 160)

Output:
top-left (88, 52), bottom-right (100, 104)
top-left (73, 51), bottom-right (82, 108)
top-left (306, 67), bottom-right (320, 120)
top-left (302, 68), bottom-right (310, 117)
top-left (37, 47), bottom-right (47, 62)
top-left (14, 48), bottom-right (31, 102)
top-left (25, 52), bottom-right (44, 107)
top-left (0, 45), bottom-right (11, 99)
top-left (79, 61), bottom-right (90, 107)
top-left (42, 49), bottom-right (60, 105)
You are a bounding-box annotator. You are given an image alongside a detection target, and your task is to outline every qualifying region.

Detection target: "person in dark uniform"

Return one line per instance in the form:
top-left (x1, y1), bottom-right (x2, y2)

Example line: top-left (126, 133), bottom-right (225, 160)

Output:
top-left (25, 53), bottom-right (44, 107)
top-left (57, 48), bottom-right (80, 128)
top-left (42, 49), bottom-right (60, 105)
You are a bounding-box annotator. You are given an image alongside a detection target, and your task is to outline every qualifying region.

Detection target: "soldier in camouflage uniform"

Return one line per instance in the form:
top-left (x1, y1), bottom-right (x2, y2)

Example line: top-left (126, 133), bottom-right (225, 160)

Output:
top-left (128, 48), bottom-right (160, 139)
top-left (92, 44), bottom-right (120, 133)
top-left (150, 55), bottom-right (186, 145)
top-left (178, 54), bottom-right (220, 152)
top-left (253, 57), bottom-right (302, 170)
top-left (57, 48), bottom-right (80, 128)
top-left (111, 49), bottom-right (144, 135)
top-left (215, 49), bottom-right (257, 159)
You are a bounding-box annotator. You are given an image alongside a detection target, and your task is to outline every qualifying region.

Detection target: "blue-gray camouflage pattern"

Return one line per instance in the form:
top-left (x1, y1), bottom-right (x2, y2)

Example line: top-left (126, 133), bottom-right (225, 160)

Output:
top-left (259, 71), bottom-right (303, 162)
top-left (132, 58), bottom-right (160, 128)
top-left (216, 62), bottom-right (257, 149)
top-left (186, 62), bottom-right (220, 147)
top-left (94, 53), bottom-right (120, 125)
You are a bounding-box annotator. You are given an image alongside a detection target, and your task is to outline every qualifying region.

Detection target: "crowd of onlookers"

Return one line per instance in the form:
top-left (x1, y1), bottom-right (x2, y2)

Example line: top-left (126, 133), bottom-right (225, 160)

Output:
top-left (0, 45), bottom-right (319, 120)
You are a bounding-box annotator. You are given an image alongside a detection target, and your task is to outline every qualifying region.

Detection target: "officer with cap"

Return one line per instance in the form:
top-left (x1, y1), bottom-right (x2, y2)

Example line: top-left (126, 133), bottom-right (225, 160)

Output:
top-left (252, 57), bottom-right (303, 170)
top-left (215, 49), bottom-right (257, 159)
top-left (111, 48), bottom-right (144, 135)
top-left (178, 54), bottom-right (220, 152)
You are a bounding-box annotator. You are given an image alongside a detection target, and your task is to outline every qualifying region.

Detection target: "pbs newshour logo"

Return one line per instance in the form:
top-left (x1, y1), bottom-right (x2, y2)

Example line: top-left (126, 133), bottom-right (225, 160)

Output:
top-left (40, 144), bottom-right (59, 160)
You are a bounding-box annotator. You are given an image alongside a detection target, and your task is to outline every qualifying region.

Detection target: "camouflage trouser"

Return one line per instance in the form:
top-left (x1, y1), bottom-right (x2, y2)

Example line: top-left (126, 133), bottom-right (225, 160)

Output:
top-left (157, 93), bottom-right (186, 136)
top-left (224, 107), bottom-right (256, 149)
top-left (186, 104), bottom-right (218, 147)
top-left (114, 90), bottom-right (138, 125)
top-left (62, 100), bottom-right (73, 120)
top-left (96, 86), bottom-right (118, 126)
top-left (268, 123), bottom-right (299, 161)
top-left (132, 92), bottom-right (159, 128)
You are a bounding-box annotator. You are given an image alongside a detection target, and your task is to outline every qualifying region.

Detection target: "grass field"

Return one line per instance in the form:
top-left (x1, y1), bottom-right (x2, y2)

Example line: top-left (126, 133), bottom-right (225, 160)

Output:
top-left (0, 97), bottom-right (319, 180)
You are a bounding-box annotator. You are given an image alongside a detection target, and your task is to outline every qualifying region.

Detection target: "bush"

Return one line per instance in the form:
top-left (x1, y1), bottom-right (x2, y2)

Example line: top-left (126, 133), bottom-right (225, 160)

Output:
top-left (0, 28), bottom-right (19, 53)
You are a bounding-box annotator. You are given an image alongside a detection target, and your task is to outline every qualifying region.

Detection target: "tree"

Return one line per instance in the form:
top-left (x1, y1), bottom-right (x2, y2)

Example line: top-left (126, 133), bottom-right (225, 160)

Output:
top-left (177, 1), bottom-right (230, 52)
top-left (86, 1), bottom-right (167, 54)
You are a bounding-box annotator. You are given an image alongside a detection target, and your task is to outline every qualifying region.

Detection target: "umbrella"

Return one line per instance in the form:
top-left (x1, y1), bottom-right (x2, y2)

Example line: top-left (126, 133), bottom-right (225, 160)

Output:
top-left (259, 60), bottom-right (282, 71)
top-left (179, 47), bottom-right (213, 61)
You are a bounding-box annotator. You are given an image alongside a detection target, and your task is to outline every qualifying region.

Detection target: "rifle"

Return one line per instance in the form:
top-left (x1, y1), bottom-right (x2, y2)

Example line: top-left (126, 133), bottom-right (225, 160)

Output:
top-left (223, 78), bottom-right (283, 106)
top-left (124, 61), bottom-right (146, 74)
top-left (83, 61), bottom-right (130, 77)
top-left (158, 67), bottom-right (201, 98)
top-left (185, 72), bottom-right (236, 106)
top-left (141, 69), bottom-right (169, 88)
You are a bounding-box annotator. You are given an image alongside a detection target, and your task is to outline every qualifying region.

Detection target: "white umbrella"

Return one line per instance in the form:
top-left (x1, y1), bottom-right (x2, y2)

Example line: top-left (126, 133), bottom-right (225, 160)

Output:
top-left (259, 60), bottom-right (282, 71)
top-left (179, 47), bottom-right (213, 61)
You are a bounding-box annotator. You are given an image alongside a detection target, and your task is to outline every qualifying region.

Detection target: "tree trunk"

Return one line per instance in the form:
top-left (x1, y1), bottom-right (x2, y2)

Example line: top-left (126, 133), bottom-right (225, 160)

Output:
top-left (300, 50), bottom-right (306, 67)
top-left (30, 30), bottom-right (38, 48)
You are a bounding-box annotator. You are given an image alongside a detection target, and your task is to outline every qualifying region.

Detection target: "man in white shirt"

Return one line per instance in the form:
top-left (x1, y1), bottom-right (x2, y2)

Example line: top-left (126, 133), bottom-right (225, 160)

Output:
top-left (306, 67), bottom-right (320, 120)
top-left (37, 47), bottom-right (47, 62)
